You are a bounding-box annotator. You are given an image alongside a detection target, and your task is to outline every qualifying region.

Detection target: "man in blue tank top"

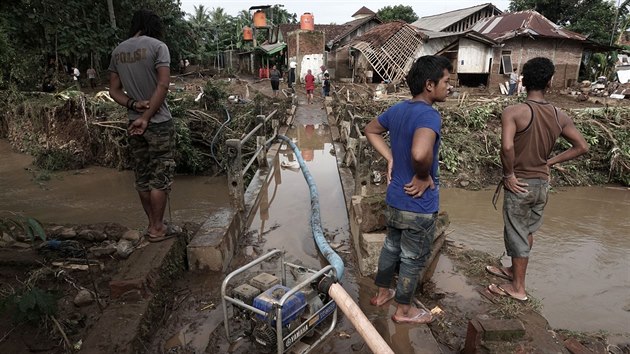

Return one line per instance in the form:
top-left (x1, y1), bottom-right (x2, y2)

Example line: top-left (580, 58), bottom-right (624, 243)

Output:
top-left (365, 55), bottom-right (452, 324)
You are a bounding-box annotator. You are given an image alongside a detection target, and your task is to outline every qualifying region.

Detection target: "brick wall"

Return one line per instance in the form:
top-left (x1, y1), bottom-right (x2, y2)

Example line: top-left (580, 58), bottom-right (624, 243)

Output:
top-left (287, 30), bottom-right (325, 56)
top-left (287, 30), bottom-right (325, 82)
top-left (488, 37), bottom-right (583, 92)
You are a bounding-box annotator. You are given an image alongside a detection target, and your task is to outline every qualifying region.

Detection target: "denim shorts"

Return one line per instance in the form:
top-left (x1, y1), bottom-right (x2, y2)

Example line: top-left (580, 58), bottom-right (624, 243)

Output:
top-left (129, 120), bottom-right (175, 192)
top-left (375, 206), bottom-right (436, 305)
top-left (503, 179), bottom-right (549, 258)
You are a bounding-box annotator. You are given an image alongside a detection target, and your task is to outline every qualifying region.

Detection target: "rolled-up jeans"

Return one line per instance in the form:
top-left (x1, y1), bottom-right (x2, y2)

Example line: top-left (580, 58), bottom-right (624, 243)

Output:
top-left (375, 206), bottom-right (436, 305)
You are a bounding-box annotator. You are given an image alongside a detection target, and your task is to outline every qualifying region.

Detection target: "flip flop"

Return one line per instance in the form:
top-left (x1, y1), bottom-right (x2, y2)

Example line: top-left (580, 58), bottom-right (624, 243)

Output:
top-left (391, 308), bottom-right (434, 325)
top-left (485, 265), bottom-right (514, 281)
top-left (370, 289), bottom-right (396, 307)
top-left (146, 223), bottom-right (182, 243)
top-left (487, 283), bottom-right (528, 301)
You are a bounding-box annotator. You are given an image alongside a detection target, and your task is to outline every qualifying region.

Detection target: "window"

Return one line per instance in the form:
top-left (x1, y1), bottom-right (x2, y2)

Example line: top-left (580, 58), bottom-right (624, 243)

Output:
top-left (500, 51), bottom-right (513, 74)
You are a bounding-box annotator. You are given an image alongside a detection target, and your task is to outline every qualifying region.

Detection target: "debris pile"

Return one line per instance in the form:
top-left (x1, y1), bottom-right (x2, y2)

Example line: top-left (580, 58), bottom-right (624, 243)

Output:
top-left (567, 77), bottom-right (630, 101)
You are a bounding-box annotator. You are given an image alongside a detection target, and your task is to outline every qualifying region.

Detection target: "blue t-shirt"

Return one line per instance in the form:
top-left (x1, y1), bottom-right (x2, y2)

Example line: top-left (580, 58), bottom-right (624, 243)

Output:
top-left (377, 100), bottom-right (441, 214)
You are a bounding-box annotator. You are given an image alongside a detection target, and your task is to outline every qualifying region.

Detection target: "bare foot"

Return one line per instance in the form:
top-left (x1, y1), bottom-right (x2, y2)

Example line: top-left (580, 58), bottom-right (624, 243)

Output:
top-left (370, 288), bottom-right (395, 306)
top-left (392, 306), bottom-right (434, 324)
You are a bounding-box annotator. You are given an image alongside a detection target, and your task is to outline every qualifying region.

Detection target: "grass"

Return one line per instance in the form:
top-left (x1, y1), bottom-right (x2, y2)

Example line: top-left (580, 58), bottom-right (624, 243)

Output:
top-left (445, 245), bottom-right (544, 319)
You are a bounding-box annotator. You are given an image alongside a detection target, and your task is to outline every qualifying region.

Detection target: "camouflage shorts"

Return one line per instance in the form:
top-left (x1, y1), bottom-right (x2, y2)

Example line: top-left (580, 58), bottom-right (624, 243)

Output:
top-left (129, 120), bottom-right (175, 192)
top-left (502, 179), bottom-right (550, 258)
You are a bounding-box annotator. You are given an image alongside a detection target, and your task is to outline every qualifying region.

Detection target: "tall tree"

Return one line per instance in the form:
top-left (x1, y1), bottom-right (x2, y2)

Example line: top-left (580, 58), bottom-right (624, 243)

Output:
top-left (377, 5), bottom-right (418, 23)
top-left (509, 0), bottom-right (617, 44)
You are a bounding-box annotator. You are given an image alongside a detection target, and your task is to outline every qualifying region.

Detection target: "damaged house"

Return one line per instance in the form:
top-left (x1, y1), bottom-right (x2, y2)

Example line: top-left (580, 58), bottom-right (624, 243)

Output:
top-left (336, 21), bottom-right (427, 84)
top-left (279, 6), bottom-right (381, 82)
top-left (411, 3), bottom-right (502, 87)
top-left (472, 10), bottom-right (589, 91)
top-left (408, 3), bottom-right (593, 92)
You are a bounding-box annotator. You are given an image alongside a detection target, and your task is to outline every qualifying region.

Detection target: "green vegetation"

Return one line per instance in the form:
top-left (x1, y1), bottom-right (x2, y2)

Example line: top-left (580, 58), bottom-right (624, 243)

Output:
top-left (0, 286), bottom-right (58, 324)
top-left (377, 5), bottom-right (419, 23)
top-left (0, 212), bottom-right (46, 243)
top-left (0, 1), bottom-right (300, 91)
top-left (350, 98), bottom-right (630, 188)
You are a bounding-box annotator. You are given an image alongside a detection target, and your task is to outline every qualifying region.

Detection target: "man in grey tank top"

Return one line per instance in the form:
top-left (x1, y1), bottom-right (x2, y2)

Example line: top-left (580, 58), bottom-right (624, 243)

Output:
top-left (108, 9), bottom-right (177, 242)
top-left (486, 57), bottom-right (588, 301)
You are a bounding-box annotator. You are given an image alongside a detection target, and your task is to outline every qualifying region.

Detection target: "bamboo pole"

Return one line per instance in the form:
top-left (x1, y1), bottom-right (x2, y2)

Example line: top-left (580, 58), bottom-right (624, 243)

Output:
top-left (328, 283), bottom-right (394, 354)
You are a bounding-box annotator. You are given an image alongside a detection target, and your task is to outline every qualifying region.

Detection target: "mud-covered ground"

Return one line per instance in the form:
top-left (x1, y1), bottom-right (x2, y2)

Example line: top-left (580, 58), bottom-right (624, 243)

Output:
top-left (0, 73), bottom-right (628, 353)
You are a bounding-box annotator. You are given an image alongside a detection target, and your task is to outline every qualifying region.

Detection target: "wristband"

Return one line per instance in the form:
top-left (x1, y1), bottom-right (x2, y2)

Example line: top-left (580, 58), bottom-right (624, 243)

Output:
top-left (503, 173), bottom-right (515, 179)
top-left (126, 98), bottom-right (133, 109)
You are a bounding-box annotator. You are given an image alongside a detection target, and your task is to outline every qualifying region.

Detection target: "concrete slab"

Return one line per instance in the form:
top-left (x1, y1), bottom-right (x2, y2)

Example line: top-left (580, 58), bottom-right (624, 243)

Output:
top-left (187, 207), bottom-right (240, 271)
top-left (82, 235), bottom-right (187, 353)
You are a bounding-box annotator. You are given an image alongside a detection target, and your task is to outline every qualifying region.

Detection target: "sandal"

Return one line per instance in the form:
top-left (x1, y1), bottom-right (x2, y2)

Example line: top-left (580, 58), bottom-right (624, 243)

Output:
top-left (391, 309), bottom-right (434, 325)
top-left (370, 289), bottom-right (396, 307)
top-left (146, 223), bottom-right (182, 243)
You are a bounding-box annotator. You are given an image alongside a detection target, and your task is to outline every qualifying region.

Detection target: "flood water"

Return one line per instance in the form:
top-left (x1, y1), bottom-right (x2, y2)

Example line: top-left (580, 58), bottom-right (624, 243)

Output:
top-left (1, 124), bottom-right (629, 341)
top-left (441, 186), bottom-right (630, 334)
top-left (0, 140), bottom-right (230, 229)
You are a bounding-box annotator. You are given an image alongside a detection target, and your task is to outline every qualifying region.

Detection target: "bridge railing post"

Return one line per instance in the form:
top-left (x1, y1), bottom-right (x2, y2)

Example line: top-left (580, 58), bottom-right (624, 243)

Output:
top-left (226, 139), bottom-right (245, 211)
top-left (256, 114), bottom-right (268, 168)
top-left (355, 135), bottom-right (370, 196)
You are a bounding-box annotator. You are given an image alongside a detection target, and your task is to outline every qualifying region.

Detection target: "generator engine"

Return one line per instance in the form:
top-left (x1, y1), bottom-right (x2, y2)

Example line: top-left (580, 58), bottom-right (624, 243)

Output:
top-left (230, 271), bottom-right (335, 353)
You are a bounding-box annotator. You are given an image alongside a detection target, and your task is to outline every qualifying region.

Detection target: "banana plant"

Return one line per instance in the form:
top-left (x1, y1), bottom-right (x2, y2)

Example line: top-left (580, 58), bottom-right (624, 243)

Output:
top-left (0, 212), bottom-right (46, 243)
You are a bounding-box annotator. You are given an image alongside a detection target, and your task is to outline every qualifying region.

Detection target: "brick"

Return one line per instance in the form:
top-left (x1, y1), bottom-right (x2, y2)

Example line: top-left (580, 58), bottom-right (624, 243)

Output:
top-left (564, 338), bottom-right (594, 354)
top-left (109, 278), bottom-right (147, 299)
top-left (463, 319), bottom-right (483, 354)
top-left (479, 318), bottom-right (525, 341)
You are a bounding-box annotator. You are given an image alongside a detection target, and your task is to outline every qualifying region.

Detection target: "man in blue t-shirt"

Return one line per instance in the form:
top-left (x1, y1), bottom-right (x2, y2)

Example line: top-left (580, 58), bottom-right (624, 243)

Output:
top-left (365, 55), bottom-right (452, 325)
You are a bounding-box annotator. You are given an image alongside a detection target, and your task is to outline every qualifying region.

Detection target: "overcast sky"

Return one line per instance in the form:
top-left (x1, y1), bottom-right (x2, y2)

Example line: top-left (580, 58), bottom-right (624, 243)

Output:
top-left (179, 1), bottom-right (512, 24)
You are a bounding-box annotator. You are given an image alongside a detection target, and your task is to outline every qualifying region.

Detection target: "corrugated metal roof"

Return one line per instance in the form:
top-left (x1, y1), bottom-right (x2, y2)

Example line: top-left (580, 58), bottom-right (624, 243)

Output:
top-left (351, 6), bottom-right (375, 18)
top-left (411, 3), bottom-right (500, 32)
top-left (472, 10), bottom-right (587, 42)
top-left (257, 42), bottom-right (286, 55)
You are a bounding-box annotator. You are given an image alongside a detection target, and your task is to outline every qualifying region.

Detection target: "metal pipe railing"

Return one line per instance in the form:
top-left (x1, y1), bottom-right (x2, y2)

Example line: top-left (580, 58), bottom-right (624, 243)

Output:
top-left (226, 109), bottom-right (278, 211)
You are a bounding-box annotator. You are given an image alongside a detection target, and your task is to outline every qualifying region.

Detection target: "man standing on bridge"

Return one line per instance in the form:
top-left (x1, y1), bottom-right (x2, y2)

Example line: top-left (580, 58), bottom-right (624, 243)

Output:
top-left (108, 9), bottom-right (178, 242)
top-left (365, 55), bottom-right (452, 324)
top-left (486, 57), bottom-right (588, 301)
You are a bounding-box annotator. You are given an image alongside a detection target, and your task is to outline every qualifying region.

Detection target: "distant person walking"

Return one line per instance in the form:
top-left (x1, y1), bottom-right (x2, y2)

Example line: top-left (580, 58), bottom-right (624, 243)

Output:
top-left (508, 68), bottom-right (519, 95)
top-left (108, 9), bottom-right (178, 242)
top-left (323, 73), bottom-right (331, 97)
top-left (288, 62), bottom-right (296, 90)
top-left (305, 69), bottom-right (315, 104)
top-left (86, 67), bottom-right (97, 89)
top-left (269, 65), bottom-right (280, 97)
top-left (486, 57), bottom-right (588, 301)
top-left (365, 55), bottom-right (452, 325)
top-left (318, 65), bottom-right (329, 96)
top-left (72, 66), bottom-right (81, 90)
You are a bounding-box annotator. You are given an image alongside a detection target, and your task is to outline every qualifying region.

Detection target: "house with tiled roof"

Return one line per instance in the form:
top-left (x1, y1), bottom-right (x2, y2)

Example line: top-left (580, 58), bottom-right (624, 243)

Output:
top-left (351, 6), bottom-right (376, 19)
top-left (472, 10), bottom-right (591, 90)
top-left (407, 4), bottom-right (595, 91)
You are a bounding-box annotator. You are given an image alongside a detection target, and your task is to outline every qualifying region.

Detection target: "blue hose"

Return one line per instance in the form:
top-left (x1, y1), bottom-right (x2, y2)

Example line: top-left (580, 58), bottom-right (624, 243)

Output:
top-left (276, 135), bottom-right (345, 281)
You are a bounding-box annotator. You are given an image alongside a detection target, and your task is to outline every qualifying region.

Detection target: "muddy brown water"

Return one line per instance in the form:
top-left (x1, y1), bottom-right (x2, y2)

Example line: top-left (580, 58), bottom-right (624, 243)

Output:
top-left (0, 140), bottom-right (230, 228)
top-left (2, 106), bottom-right (629, 353)
top-left (441, 186), bottom-right (630, 334)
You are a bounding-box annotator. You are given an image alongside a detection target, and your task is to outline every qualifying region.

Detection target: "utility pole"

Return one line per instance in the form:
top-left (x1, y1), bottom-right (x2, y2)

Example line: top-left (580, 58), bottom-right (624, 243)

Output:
top-left (107, 0), bottom-right (117, 29)
top-left (611, 0), bottom-right (621, 45)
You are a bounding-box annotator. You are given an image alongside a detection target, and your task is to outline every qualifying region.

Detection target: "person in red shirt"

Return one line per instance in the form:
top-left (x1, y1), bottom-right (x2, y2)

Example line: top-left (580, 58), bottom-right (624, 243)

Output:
top-left (304, 69), bottom-right (315, 104)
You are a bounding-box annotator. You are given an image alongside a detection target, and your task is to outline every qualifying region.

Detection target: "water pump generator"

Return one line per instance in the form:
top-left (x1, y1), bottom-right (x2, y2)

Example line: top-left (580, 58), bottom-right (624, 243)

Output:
top-left (221, 250), bottom-right (337, 354)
